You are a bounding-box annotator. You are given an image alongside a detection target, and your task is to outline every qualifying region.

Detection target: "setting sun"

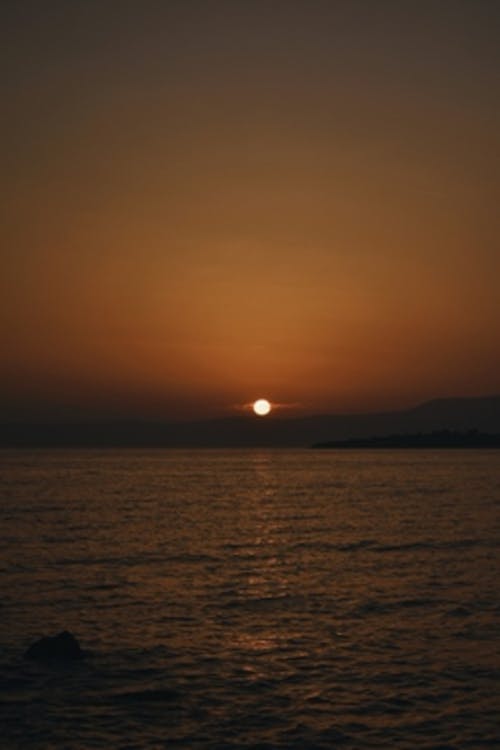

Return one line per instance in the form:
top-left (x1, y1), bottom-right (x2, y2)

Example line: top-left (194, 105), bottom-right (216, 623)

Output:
top-left (253, 399), bottom-right (271, 416)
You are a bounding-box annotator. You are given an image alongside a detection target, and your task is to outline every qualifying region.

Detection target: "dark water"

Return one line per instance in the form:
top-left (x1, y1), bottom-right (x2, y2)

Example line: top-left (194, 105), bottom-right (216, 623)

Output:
top-left (1, 449), bottom-right (499, 749)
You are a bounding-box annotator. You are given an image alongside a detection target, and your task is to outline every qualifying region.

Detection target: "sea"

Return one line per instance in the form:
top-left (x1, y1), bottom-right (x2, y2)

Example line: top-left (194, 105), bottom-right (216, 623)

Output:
top-left (1, 449), bottom-right (499, 749)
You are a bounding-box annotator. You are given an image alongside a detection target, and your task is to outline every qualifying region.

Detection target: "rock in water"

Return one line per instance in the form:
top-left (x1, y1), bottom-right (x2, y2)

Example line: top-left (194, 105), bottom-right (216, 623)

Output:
top-left (24, 631), bottom-right (84, 661)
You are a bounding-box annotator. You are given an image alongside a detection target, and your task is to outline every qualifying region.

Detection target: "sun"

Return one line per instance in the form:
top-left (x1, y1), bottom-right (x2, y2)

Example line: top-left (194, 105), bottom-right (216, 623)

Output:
top-left (253, 398), bottom-right (272, 416)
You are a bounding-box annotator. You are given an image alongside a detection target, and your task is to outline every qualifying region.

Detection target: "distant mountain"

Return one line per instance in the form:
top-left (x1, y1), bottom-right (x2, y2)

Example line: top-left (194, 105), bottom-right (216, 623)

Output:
top-left (1, 395), bottom-right (499, 448)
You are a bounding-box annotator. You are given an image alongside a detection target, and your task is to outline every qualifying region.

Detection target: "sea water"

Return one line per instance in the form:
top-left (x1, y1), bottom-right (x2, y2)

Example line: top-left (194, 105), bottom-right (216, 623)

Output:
top-left (1, 449), bottom-right (499, 749)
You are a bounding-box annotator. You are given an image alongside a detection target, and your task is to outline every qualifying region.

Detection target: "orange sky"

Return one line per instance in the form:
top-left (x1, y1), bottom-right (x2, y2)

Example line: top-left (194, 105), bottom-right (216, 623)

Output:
top-left (2, 1), bottom-right (499, 420)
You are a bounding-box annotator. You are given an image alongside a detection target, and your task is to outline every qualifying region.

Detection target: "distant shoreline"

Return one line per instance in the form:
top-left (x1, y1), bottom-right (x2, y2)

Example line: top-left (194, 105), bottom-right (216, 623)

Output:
top-left (312, 431), bottom-right (500, 449)
top-left (2, 395), bottom-right (500, 448)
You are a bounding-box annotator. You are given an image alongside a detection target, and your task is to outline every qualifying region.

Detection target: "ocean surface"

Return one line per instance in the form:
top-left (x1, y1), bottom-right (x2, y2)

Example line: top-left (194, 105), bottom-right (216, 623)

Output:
top-left (1, 449), bottom-right (499, 749)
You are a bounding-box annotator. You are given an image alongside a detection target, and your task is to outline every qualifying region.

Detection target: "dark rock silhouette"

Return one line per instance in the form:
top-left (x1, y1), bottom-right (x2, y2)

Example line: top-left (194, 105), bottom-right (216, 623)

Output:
top-left (24, 631), bottom-right (85, 661)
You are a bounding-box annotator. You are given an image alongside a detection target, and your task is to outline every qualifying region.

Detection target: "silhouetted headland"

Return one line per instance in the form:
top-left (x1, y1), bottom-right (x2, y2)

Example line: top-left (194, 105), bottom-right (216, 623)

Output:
top-left (312, 430), bottom-right (500, 449)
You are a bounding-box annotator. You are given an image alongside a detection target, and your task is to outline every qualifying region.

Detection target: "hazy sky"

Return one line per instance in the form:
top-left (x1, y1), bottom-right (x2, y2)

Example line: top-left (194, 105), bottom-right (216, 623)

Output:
top-left (2, 0), bottom-right (499, 420)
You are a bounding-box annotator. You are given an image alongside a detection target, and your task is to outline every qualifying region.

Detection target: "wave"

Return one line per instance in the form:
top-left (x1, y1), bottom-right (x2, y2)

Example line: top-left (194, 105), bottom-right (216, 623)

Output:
top-left (291, 537), bottom-right (496, 554)
top-left (110, 687), bottom-right (180, 704)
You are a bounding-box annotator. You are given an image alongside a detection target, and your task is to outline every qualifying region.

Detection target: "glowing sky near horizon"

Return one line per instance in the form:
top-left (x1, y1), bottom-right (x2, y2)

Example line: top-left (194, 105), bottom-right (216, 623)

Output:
top-left (1, 0), bottom-right (499, 420)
